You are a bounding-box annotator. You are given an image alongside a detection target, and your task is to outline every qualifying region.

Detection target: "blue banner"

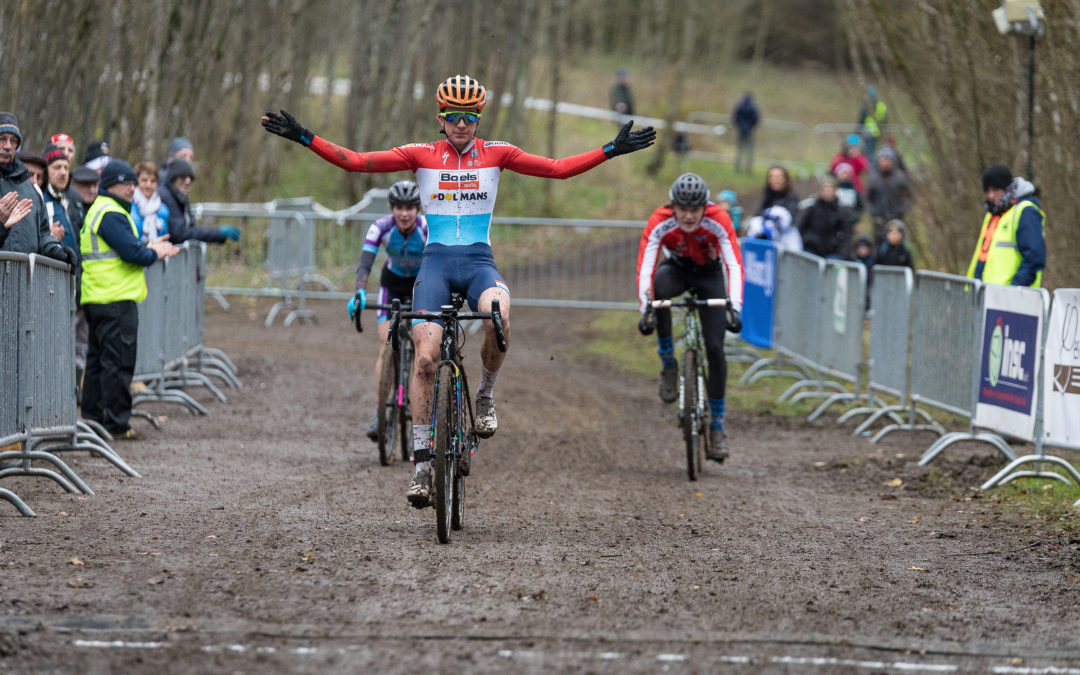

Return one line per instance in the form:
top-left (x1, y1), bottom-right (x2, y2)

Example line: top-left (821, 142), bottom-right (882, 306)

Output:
top-left (740, 238), bottom-right (776, 349)
top-left (978, 309), bottom-right (1038, 415)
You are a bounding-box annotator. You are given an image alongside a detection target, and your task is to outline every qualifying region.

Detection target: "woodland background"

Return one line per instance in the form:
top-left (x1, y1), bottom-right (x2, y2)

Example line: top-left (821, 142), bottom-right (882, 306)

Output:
top-left (1, 0), bottom-right (1077, 285)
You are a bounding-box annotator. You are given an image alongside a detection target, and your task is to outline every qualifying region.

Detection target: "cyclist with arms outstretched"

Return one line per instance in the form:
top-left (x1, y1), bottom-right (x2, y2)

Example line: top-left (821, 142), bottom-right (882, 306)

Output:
top-left (637, 173), bottom-right (744, 461)
top-left (347, 180), bottom-right (428, 441)
top-left (263, 74), bottom-right (656, 506)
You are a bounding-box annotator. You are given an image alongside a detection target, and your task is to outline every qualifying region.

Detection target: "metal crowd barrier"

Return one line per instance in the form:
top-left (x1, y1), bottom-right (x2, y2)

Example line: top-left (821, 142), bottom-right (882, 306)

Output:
top-left (804, 259), bottom-right (870, 420)
top-left (904, 273), bottom-right (1013, 464)
top-left (0, 253), bottom-right (135, 517)
top-left (133, 242), bottom-right (240, 416)
top-left (838, 266), bottom-right (945, 439)
top-left (195, 193), bottom-right (644, 317)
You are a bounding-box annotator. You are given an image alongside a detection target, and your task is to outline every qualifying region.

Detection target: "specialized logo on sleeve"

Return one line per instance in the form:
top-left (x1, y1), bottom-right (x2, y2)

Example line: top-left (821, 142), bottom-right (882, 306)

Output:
top-left (979, 311), bottom-right (1037, 413)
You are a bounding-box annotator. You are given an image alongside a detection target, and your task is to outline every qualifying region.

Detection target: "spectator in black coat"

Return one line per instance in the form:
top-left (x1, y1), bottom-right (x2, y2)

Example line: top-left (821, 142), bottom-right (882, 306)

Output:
top-left (609, 69), bottom-right (634, 117)
top-left (156, 159), bottom-right (239, 245)
top-left (796, 178), bottom-right (850, 259)
top-left (755, 165), bottom-right (799, 217)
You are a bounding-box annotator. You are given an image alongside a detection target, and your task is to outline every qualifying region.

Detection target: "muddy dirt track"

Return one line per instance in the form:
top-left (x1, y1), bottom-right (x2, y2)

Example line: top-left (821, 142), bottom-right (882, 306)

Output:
top-left (2, 300), bottom-right (1080, 674)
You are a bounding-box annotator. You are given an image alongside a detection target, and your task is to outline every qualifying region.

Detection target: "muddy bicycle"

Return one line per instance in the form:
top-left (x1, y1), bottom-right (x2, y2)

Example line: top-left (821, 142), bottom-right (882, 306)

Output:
top-left (355, 299), bottom-right (414, 466)
top-left (645, 294), bottom-right (728, 481)
top-left (387, 294), bottom-right (506, 544)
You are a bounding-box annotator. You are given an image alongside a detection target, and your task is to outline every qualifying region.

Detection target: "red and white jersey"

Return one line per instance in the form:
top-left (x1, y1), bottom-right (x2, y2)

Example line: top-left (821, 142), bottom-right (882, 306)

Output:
top-left (307, 134), bottom-right (608, 247)
top-left (636, 203), bottom-right (744, 312)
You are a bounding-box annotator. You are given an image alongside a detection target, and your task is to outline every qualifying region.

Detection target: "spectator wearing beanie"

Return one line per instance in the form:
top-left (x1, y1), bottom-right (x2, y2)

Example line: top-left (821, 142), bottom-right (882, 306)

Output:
top-left (42, 144), bottom-right (77, 250)
top-left (80, 159), bottom-right (179, 438)
top-left (0, 112), bottom-right (71, 263)
top-left (158, 137), bottom-right (194, 184)
top-left (865, 145), bottom-right (914, 248)
top-left (156, 158), bottom-right (239, 244)
top-left (83, 140), bottom-right (110, 172)
top-left (966, 163), bottom-right (1045, 287)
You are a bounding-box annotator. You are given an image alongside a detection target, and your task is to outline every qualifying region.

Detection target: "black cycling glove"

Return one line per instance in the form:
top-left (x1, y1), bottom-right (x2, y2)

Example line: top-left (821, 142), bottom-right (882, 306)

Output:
top-left (603, 121), bottom-right (656, 158)
top-left (638, 313), bottom-right (655, 336)
top-left (726, 307), bottom-right (742, 334)
top-left (261, 109), bottom-right (314, 146)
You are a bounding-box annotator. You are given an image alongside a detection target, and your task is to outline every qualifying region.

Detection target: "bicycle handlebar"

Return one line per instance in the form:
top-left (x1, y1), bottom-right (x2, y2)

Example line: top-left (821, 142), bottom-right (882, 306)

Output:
top-left (648, 298), bottom-right (727, 309)
top-left (354, 296), bottom-right (412, 333)
top-left (387, 298), bottom-right (507, 354)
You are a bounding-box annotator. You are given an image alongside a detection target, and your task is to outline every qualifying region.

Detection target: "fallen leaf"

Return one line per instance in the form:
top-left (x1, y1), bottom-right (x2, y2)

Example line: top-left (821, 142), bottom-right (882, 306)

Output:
top-left (587, 595), bottom-right (598, 602)
top-left (67, 579), bottom-right (81, 588)
top-left (694, 492), bottom-right (703, 498)
top-left (885, 478), bottom-right (903, 487)
top-left (909, 517), bottom-right (921, 524)
top-left (147, 576), bottom-right (165, 585)
top-left (55, 511), bottom-right (69, 517)
top-left (813, 461), bottom-right (827, 468)
top-left (204, 535), bottom-right (217, 539)
top-left (300, 552), bottom-right (314, 562)
top-left (692, 585), bottom-right (701, 590)
top-left (910, 566), bottom-right (930, 573)
top-left (69, 557), bottom-right (85, 566)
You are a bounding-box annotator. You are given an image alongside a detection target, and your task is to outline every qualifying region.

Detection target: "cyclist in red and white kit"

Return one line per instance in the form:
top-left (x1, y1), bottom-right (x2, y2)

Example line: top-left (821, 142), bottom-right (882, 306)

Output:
top-left (263, 75), bottom-right (655, 506)
top-left (637, 173), bottom-right (744, 461)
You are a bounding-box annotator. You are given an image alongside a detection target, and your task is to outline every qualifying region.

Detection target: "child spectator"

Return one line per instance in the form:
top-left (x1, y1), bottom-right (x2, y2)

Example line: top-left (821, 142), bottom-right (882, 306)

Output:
top-left (829, 135), bottom-right (870, 193)
top-left (852, 235), bottom-right (875, 270)
top-left (877, 219), bottom-right (914, 269)
top-left (132, 161), bottom-right (169, 243)
top-left (832, 162), bottom-right (864, 235)
top-left (715, 189), bottom-right (743, 235)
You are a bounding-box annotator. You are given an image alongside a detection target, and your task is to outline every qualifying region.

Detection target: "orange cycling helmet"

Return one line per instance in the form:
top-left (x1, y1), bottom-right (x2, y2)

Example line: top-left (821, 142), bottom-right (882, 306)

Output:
top-left (436, 75), bottom-right (487, 112)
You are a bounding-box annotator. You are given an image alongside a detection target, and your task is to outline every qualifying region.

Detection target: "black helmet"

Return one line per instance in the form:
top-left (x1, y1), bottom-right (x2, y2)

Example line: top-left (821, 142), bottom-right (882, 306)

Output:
top-left (388, 180), bottom-right (421, 207)
top-left (668, 172), bottom-right (709, 207)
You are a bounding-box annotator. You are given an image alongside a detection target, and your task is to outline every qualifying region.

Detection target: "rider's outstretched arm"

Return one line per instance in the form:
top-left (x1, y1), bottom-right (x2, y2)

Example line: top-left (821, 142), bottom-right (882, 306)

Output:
top-left (262, 109), bottom-right (416, 173)
top-left (501, 120), bottom-right (656, 180)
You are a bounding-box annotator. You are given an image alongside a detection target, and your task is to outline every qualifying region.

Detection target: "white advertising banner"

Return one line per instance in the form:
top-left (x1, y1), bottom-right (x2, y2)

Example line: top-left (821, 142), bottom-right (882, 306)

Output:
top-left (1043, 289), bottom-right (1080, 446)
top-left (973, 284), bottom-right (1046, 440)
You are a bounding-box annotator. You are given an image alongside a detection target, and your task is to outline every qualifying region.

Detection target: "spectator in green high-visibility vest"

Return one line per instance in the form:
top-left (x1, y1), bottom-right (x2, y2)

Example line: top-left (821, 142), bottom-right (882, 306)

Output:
top-left (857, 85), bottom-right (887, 159)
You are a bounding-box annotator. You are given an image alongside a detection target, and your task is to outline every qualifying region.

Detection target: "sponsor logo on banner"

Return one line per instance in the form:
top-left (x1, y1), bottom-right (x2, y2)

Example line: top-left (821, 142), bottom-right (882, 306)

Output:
top-left (1051, 301), bottom-right (1080, 396)
top-left (979, 310), bottom-right (1038, 414)
top-left (744, 247), bottom-right (774, 298)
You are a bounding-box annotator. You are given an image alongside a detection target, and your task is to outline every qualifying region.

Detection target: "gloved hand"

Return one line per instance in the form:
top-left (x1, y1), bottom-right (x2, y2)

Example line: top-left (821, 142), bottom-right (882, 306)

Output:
top-left (638, 312), bottom-right (655, 336)
top-left (45, 245), bottom-right (77, 269)
top-left (261, 109), bottom-right (314, 146)
top-left (220, 225), bottom-right (241, 241)
top-left (347, 289), bottom-right (366, 321)
top-left (603, 121), bottom-right (657, 158)
top-left (726, 307), bottom-right (742, 334)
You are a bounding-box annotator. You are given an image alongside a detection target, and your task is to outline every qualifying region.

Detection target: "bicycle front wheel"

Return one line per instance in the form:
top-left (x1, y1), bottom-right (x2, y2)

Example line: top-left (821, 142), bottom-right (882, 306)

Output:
top-left (433, 364), bottom-right (457, 544)
top-left (376, 347), bottom-right (398, 466)
top-left (682, 349), bottom-right (704, 481)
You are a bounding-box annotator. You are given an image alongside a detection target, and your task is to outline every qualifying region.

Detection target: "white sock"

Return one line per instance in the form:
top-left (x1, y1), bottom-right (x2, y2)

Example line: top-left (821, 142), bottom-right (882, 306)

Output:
top-left (412, 424), bottom-right (431, 473)
top-left (477, 365), bottom-right (499, 399)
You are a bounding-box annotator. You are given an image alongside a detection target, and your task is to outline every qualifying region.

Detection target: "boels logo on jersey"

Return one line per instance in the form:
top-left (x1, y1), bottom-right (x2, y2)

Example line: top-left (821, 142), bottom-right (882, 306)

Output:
top-left (432, 171), bottom-right (487, 201)
top-left (979, 310), bottom-right (1038, 414)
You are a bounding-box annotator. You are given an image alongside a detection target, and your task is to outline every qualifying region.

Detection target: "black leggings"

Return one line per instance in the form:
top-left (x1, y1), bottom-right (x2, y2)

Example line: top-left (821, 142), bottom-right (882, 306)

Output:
top-left (653, 261), bottom-right (729, 399)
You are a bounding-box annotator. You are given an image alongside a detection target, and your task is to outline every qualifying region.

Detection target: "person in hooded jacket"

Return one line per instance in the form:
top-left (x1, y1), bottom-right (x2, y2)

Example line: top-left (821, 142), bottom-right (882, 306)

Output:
top-left (0, 113), bottom-right (74, 265)
top-left (156, 158), bottom-right (239, 245)
top-left (966, 164), bottom-right (1045, 287)
top-left (796, 178), bottom-right (850, 258)
top-left (877, 219), bottom-right (914, 269)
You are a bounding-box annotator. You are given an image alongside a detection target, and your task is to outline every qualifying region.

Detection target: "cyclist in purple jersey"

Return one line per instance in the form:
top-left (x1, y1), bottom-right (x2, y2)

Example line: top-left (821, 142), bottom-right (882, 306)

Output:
top-left (347, 181), bottom-right (428, 440)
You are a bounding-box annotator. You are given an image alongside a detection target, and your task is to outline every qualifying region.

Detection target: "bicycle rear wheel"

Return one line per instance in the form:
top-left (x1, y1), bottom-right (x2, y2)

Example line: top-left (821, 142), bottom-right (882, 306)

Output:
top-left (397, 343), bottom-right (413, 462)
top-left (682, 349), bottom-right (704, 481)
top-left (433, 365), bottom-right (457, 544)
top-left (376, 347), bottom-right (398, 465)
